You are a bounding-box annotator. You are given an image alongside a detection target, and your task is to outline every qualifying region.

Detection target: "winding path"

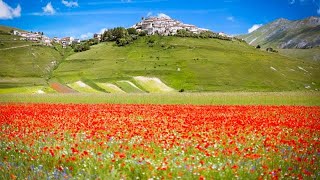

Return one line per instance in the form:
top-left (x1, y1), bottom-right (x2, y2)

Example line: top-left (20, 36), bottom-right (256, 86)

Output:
top-left (0, 44), bottom-right (31, 51)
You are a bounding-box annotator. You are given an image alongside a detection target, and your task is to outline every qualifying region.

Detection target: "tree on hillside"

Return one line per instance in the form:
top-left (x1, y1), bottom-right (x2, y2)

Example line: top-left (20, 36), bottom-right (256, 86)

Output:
top-left (102, 30), bottom-right (113, 41)
top-left (112, 27), bottom-right (129, 40)
top-left (127, 28), bottom-right (138, 35)
top-left (73, 42), bottom-right (90, 52)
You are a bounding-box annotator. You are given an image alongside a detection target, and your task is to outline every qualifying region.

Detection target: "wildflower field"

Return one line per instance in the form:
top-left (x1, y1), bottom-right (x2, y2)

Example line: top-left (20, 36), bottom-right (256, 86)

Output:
top-left (0, 104), bottom-right (319, 179)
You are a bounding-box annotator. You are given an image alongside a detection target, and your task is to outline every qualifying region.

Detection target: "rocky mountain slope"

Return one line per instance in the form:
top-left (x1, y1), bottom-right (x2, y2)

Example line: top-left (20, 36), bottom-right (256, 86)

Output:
top-left (239, 16), bottom-right (320, 49)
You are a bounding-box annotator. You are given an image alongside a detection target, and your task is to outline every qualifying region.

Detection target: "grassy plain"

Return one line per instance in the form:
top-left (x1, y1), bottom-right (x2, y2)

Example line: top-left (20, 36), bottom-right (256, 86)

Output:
top-left (0, 92), bottom-right (319, 106)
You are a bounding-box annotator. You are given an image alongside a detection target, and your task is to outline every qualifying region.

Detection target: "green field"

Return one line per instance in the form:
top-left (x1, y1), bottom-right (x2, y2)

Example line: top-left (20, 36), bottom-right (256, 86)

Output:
top-left (0, 92), bottom-right (319, 106)
top-left (52, 36), bottom-right (320, 92)
top-left (1, 31), bottom-right (319, 94)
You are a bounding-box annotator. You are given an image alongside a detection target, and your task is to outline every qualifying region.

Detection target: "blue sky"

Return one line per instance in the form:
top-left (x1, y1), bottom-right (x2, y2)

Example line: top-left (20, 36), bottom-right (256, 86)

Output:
top-left (0, 0), bottom-right (319, 39)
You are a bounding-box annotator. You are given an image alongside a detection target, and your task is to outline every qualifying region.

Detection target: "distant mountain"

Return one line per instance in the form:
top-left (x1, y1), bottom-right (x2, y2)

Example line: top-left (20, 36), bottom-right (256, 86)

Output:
top-left (239, 16), bottom-right (320, 49)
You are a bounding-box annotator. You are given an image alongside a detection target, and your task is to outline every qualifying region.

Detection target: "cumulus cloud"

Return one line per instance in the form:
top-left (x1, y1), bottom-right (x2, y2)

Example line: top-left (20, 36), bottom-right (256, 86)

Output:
top-left (316, 0), bottom-right (320, 14)
top-left (248, 24), bottom-right (263, 33)
top-left (147, 11), bottom-right (153, 17)
top-left (0, 0), bottom-right (21, 19)
top-left (99, 28), bottom-right (108, 34)
top-left (289, 0), bottom-right (307, 4)
top-left (290, 0), bottom-right (318, 4)
top-left (290, 0), bottom-right (320, 14)
top-left (227, 16), bottom-right (234, 21)
top-left (43, 2), bottom-right (56, 15)
top-left (80, 32), bottom-right (93, 40)
top-left (62, 0), bottom-right (79, 8)
top-left (157, 13), bottom-right (170, 19)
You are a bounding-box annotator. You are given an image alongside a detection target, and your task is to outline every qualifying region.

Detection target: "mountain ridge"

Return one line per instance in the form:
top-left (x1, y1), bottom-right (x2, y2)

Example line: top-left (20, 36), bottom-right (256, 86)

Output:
top-left (239, 16), bottom-right (320, 49)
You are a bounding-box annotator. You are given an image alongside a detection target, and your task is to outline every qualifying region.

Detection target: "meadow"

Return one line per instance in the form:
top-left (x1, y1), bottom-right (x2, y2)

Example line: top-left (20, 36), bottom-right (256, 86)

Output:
top-left (52, 36), bottom-right (320, 92)
top-left (0, 92), bottom-right (319, 106)
top-left (1, 27), bottom-right (319, 179)
top-left (0, 104), bottom-right (319, 179)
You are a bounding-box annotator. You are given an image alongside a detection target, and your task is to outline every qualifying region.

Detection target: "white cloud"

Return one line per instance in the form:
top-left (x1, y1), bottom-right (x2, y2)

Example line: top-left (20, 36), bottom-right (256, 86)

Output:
top-left (290, 0), bottom-right (320, 14)
top-left (227, 16), bottom-right (234, 21)
top-left (290, 0), bottom-right (313, 4)
top-left (43, 2), bottom-right (55, 15)
top-left (80, 32), bottom-right (93, 40)
top-left (147, 11), bottom-right (153, 17)
top-left (0, 0), bottom-right (21, 19)
top-left (62, 0), bottom-right (79, 8)
top-left (157, 13), bottom-right (170, 19)
top-left (289, 0), bottom-right (306, 4)
top-left (99, 28), bottom-right (108, 34)
top-left (121, 0), bottom-right (132, 2)
top-left (248, 24), bottom-right (263, 33)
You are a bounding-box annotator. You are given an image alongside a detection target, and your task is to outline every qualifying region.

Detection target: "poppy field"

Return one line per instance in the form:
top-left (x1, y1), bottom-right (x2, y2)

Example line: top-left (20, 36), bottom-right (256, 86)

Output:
top-left (0, 104), bottom-right (319, 179)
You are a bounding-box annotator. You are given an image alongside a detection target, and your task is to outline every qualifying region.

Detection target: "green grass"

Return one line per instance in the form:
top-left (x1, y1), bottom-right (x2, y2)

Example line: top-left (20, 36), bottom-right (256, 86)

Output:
top-left (52, 36), bottom-right (320, 92)
top-left (133, 76), bottom-right (175, 93)
top-left (67, 81), bottom-right (102, 93)
top-left (0, 43), bottom-right (72, 88)
top-left (0, 25), bottom-right (74, 88)
top-left (0, 86), bottom-right (56, 94)
top-left (0, 25), bottom-right (26, 33)
top-left (115, 80), bottom-right (145, 93)
top-left (0, 92), bottom-right (319, 106)
top-left (96, 83), bottom-right (126, 93)
top-left (278, 47), bottom-right (320, 62)
top-left (0, 34), bottom-right (33, 49)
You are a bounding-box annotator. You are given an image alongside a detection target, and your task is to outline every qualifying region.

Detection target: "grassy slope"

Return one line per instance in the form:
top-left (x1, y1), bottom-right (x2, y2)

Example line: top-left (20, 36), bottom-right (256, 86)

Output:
top-left (52, 36), bottom-right (320, 92)
top-left (0, 25), bottom-right (74, 91)
top-left (278, 47), bottom-right (320, 62)
top-left (0, 26), bottom-right (32, 49)
top-left (0, 25), bottom-right (26, 33)
top-left (0, 45), bottom-right (64, 88)
top-left (0, 26), bottom-right (74, 91)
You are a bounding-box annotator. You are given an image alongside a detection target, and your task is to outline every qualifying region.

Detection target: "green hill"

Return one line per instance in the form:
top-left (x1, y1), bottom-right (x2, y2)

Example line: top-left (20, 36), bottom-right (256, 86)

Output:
top-left (0, 45), bottom-right (71, 88)
top-left (0, 25), bottom-right (73, 90)
top-left (0, 25), bottom-right (27, 33)
top-left (51, 36), bottom-right (320, 92)
top-left (0, 25), bottom-right (33, 50)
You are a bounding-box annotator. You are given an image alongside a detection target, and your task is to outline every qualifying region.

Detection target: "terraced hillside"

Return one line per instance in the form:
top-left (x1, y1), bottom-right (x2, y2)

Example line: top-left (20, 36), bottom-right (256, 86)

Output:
top-left (51, 36), bottom-right (320, 92)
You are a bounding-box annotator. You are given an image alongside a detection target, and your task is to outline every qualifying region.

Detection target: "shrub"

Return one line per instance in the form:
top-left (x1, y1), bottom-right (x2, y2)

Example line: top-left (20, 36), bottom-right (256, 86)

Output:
top-left (74, 43), bottom-right (90, 52)
top-left (266, 47), bottom-right (278, 53)
top-left (116, 38), bottom-right (129, 46)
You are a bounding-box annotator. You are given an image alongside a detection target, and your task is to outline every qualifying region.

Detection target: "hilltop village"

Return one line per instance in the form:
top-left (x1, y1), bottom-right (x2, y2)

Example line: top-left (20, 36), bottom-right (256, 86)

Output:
top-left (11, 30), bottom-right (80, 48)
top-left (9, 16), bottom-right (232, 49)
top-left (93, 16), bottom-right (230, 42)
top-left (132, 16), bottom-right (210, 35)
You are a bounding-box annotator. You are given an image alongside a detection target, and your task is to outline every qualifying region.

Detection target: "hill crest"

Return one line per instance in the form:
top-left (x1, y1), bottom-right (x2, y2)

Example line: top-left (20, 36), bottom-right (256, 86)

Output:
top-left (240, 16), bottom-right (320, 49)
